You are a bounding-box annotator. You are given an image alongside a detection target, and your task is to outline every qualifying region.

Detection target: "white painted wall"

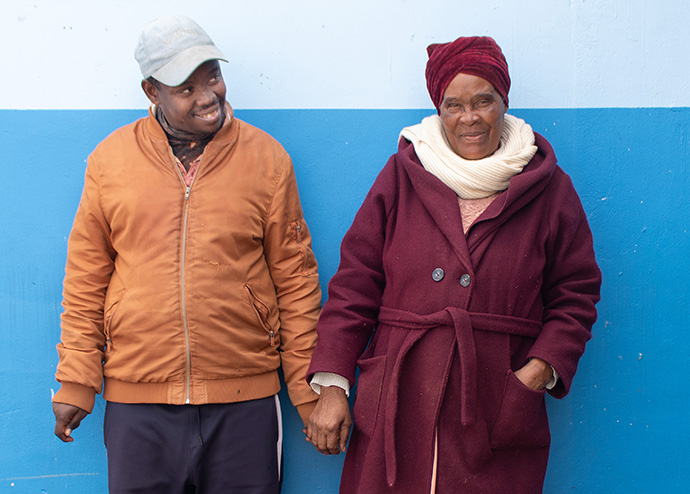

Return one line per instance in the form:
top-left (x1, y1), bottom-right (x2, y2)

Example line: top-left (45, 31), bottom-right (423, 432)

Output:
top-left (3, 0), bottom-right (689, 109)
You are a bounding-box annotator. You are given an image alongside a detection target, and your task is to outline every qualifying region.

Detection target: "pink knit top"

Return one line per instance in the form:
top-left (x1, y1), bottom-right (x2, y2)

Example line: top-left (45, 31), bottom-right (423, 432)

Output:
top-left (458, 193), bottom-right (499, 234)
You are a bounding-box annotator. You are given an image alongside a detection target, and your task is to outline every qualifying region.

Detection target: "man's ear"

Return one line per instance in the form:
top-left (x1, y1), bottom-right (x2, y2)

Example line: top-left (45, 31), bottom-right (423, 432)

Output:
top-left (141, 79), bottom-right (160, 105)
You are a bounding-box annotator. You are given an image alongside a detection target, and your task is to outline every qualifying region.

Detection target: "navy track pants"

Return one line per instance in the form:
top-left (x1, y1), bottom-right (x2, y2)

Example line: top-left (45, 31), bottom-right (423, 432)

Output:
top-left (104, 396), bottom-right (282, 493)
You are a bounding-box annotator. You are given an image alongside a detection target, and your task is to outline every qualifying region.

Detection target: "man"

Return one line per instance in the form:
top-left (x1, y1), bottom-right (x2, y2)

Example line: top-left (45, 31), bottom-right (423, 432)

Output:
top-left (52, 15), bottom-right (322, 493)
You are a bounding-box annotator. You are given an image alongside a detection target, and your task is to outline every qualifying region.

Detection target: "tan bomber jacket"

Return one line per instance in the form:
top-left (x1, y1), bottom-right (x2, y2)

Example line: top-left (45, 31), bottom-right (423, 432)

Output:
top-left (54, 105), bottom-right (322, 424)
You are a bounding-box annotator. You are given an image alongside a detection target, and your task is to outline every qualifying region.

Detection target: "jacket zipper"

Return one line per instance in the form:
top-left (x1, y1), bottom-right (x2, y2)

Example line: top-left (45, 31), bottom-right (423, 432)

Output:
top-left (181, 190), bottom-right (192, 403)
top-left (169, 148), bottom-right (201, 404)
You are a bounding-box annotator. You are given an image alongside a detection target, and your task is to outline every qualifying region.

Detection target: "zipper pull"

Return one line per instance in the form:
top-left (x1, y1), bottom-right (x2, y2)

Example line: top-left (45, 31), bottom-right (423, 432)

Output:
top-left (296, 223), bottom-right (302, 242)
top-left (185, 187), bottom-right (191, 200)
top-left (269, 330), bottom-right (276, 346)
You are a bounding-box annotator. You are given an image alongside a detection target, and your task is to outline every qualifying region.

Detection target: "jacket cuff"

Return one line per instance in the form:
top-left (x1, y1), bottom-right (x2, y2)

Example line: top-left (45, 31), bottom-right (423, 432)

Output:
top-left (53, 382), bottom-right (96, 413)
top-left (295, 400), bottom-right (318, 427)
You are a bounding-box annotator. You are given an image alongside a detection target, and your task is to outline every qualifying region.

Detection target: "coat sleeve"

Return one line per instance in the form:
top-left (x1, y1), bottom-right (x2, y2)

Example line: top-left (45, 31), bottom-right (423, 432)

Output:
top-left (54, 154), bottom-right (116, 413)
top-left (262, 152), bottom-right (323, 422)
top-left (528, 173), bottom-right (602, 398)
top-left (306, 157), bottom-right (397, 386)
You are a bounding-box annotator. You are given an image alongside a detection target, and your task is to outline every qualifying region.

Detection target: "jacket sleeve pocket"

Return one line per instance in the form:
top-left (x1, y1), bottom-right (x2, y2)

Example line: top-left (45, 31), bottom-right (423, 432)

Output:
top-left (290, 219), bottom-right (318, 276)
top-left (352, 353), bottom-right (387, 438)
top-left (489, 370), bottom-right (551, 449)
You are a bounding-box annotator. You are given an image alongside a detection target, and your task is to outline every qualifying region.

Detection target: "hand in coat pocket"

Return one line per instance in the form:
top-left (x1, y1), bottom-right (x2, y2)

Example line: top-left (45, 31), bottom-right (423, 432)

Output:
top-left (489, 370), bottom-right (551, 449)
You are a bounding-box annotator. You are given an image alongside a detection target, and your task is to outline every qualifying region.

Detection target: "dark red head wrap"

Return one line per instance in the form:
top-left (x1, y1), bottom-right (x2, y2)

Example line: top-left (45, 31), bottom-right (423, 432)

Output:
top-left (425, 36), bottom-right (510, 113)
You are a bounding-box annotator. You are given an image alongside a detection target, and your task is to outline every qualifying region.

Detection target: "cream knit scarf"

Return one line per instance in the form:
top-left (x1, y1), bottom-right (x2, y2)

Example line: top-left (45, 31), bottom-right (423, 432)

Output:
top-left (400, 114), bottom-right (538, 199)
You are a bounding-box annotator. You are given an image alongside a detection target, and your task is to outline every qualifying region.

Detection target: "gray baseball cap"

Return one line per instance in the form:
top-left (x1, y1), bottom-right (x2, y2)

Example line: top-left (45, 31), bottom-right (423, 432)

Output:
top-left (135, 15), bottom-right (227, 87)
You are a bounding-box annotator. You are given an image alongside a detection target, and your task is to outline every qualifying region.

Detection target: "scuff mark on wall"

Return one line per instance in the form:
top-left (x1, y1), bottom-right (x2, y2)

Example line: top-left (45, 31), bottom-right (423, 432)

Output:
top-left (1, 473), bottom-right (100, 481)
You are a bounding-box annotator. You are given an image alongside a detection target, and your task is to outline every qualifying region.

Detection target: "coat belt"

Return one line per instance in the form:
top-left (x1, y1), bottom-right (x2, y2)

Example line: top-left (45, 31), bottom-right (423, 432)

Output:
top-left (376, 306), bottom-right (542, 487)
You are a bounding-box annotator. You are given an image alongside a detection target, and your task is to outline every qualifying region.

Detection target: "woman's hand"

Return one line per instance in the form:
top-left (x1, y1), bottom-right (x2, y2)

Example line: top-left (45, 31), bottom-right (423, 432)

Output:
top-left (514, 358), bottom-right (553, 391)
top-left (303, 386), bottom-right (352, 455)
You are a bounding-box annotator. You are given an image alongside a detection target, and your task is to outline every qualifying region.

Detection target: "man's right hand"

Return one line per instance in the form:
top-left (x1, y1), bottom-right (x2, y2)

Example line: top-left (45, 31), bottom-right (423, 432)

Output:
top-left (53, 402), bottom-right (88, 442)
top-left (304, 386), bottom-right (352, 455)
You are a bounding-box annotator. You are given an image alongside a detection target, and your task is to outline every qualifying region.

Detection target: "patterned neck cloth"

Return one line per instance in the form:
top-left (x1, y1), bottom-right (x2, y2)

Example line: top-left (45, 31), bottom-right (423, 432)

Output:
top-left (155, 106), bottom-right (219, 170)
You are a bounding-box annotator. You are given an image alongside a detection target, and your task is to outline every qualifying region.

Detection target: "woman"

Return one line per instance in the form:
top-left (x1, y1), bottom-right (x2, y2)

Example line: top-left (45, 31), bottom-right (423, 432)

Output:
top-left (306, 37), bottom-right (601, 493)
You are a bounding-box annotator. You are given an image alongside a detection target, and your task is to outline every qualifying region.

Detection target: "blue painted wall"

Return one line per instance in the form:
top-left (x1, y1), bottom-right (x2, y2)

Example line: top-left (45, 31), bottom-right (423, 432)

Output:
top-left (2, 107), bottom-right (689, 492)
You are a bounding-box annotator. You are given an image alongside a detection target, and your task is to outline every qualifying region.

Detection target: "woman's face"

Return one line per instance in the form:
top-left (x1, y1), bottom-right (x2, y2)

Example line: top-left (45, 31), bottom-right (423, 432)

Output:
top-left (439, 72), bottom-right (506, 160)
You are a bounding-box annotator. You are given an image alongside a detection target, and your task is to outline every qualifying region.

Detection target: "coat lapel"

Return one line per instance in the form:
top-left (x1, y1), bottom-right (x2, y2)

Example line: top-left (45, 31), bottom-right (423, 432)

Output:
top-left (459, 133), bottom-right (556, 252)
top-left (397, 141), bottom-right (474, 271)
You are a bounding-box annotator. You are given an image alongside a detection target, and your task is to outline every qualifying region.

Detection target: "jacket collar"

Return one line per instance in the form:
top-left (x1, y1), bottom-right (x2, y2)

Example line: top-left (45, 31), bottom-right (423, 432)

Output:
top-left (143, 102), bottom-right (241, 173)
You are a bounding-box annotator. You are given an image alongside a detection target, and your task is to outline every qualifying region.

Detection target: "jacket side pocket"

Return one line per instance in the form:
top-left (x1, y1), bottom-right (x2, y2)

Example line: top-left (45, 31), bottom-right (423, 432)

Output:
top-left (489, 370), bottom-right (551, 449)
top-left (352, 353), bottom-right (387, 438)
top-left (104, 287), bottom-right (126, 352)
top-left (244, 284), bottom-right (276, 346)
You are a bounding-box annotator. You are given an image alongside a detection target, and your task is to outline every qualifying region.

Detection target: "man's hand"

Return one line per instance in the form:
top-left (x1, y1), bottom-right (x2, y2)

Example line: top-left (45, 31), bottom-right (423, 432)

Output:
top-left (53, 402), bottom-right (88, 442)
top-left (514, 358), bottom-right (553, 391)
top-left (303, 386), bottom-right (352, 455)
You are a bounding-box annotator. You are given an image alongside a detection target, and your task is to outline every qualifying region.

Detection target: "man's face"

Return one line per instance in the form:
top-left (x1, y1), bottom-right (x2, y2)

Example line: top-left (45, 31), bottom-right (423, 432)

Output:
top-left (439, 72), bottom-right (506, 160)
top-left (142, 60), bottom-right (227, 136)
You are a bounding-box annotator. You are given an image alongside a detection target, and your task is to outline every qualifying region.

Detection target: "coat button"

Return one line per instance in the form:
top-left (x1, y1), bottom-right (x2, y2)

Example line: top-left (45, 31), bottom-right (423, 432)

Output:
top-left (459, 273), bottom-right (471, 287)
top-left (432, 268), bottom-right (445, 282)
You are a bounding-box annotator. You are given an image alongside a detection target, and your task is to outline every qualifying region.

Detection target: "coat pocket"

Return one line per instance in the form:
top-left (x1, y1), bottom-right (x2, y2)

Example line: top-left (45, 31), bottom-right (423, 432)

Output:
top-left (489, 370), bottom-right (551, 449)
top-left (352, 353), bottom-right (387, 438)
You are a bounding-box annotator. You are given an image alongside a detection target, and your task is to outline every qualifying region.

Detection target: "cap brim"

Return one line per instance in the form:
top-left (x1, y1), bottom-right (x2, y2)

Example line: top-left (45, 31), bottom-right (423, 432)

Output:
top-left (149, 44), bottom-right (227, 87)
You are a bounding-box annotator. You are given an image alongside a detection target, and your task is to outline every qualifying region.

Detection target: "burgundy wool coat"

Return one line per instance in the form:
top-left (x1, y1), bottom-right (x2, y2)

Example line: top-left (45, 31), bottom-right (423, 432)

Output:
top-left (307, 133), bottom-right (601, 494)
